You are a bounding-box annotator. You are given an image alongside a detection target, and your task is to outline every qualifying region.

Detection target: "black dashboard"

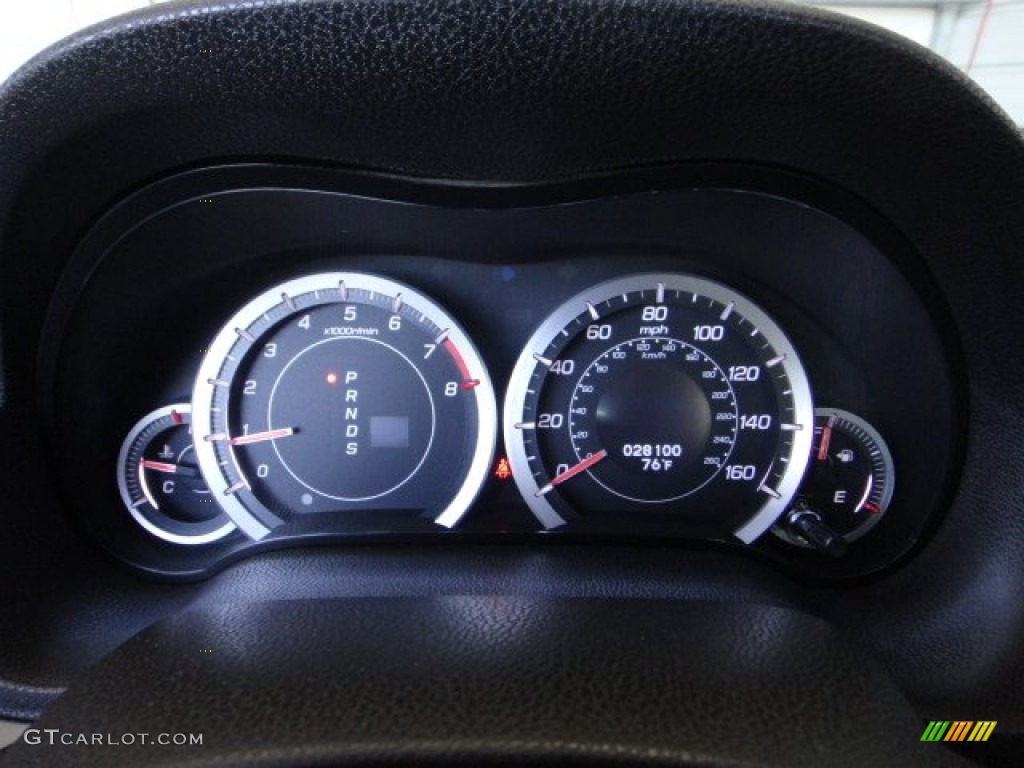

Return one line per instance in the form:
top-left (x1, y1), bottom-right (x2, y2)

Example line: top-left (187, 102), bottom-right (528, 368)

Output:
top-left (1, 1), bottom-right (1022, 766)
top-left (43, 164), bottom-right (960, 581)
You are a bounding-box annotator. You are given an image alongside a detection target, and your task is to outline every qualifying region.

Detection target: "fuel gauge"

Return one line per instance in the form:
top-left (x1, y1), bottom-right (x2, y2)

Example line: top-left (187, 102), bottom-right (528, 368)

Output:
top-left (775, 407), bottom-right (894, 555)
top-left (117, 404), bottom-right (234, 545)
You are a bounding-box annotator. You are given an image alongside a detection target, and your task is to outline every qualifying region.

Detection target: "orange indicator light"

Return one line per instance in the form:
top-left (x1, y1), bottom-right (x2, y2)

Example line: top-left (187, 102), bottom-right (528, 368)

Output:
top-left (494, 457), bottom-right (512, 481)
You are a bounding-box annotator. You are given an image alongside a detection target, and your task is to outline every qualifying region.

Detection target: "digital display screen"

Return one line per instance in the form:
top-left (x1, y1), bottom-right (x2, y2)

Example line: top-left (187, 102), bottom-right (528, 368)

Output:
top-left (370, 416), bottom-right (410, 448)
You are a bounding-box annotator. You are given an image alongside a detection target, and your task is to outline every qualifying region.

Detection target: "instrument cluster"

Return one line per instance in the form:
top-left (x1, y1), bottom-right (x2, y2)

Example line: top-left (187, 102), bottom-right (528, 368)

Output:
top-left (40, 165), bottom-right (963, 580)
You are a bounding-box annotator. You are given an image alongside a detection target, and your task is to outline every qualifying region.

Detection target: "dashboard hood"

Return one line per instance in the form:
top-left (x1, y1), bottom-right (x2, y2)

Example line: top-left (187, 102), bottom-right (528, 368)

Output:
top-left (0, 1), bottom-right (1022, 766)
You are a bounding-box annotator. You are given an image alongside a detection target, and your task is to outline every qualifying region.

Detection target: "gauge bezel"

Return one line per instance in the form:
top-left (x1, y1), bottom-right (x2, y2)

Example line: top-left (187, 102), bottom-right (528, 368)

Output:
top-left (775, 407), bottom-right (895, 547)
top-left (503, 272), bottom-right (815, 542)
top-left (116, 404), bottom-right (236, 545)
top-left (192, 272), bottom-right (497, 540)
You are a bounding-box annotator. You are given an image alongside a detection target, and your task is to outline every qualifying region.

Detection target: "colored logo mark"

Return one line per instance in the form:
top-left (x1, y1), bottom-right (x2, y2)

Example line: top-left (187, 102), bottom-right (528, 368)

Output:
top-left (921, 721), bottom-right (997, 742)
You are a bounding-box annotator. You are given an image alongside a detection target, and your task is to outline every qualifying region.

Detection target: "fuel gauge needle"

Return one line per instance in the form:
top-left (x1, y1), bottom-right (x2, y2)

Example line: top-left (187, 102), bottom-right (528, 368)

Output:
top-left (229, 427), bottom-right (296, 446)
top-left (817, 414), bottom-right (837, 462)
top-left (816, 426), bottom-right (832, 461)
top-left (536, 450), bottom-right (608, 496)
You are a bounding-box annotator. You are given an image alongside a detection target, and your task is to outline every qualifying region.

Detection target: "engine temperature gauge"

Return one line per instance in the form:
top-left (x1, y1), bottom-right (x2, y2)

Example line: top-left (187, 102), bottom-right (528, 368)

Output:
top-left (776, 407), bottom-right (894, 554)
top-left (117, 404), bottom-right (235, 545)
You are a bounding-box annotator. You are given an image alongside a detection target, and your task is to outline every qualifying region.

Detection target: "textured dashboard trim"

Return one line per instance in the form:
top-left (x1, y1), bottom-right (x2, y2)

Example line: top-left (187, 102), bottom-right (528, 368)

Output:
top-left (0, 0), bottom-right (1020, 752)
top-left (1, 597), bottom-right (976, 767)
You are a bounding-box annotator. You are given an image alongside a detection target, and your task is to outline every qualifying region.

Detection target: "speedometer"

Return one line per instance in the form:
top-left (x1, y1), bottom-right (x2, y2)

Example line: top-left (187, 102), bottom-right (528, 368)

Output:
top-left (503, 273), bottom-right (814, 542)
top-left (193, 273), bottom-right (496, 540)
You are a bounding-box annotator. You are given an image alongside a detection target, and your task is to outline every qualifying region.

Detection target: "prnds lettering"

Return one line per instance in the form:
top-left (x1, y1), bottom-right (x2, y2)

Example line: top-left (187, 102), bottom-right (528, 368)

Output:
top-left (345, 371), bottom-right (359, 455)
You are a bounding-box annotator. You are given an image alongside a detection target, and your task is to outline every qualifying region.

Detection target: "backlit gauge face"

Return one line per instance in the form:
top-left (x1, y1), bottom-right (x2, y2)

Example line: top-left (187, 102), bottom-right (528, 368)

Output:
top-left (117, 404), bottom-right (234, 545)
top-left (776, 407), bottom-right (895, 546)
top-left (192, 273), bottom-right (496, 540)
top-left (504, 274), bottom-right (814, 542)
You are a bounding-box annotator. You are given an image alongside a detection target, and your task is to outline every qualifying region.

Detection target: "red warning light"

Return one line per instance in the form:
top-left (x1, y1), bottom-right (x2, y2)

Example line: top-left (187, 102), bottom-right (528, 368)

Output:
top-left (494, 457), bottom-right (512, 481)
top-left (326, 371), bottom-right (339, 385)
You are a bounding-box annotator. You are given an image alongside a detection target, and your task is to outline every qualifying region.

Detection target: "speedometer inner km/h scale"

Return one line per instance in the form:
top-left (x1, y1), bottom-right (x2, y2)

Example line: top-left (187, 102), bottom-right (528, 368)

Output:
top-left (503, 273), bottom-right (814, 542)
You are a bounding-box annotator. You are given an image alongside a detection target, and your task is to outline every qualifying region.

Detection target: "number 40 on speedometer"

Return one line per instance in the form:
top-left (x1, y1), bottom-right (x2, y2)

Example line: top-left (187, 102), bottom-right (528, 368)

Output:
top-left (503, 273), bottom-right (814, 542)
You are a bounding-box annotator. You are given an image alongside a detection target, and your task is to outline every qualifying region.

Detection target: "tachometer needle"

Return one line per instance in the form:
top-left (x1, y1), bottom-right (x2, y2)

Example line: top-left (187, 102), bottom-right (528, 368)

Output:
top-left (536, 450), bottom-right (608, 496)
top-left (229, 427), bottom-right (296, 446)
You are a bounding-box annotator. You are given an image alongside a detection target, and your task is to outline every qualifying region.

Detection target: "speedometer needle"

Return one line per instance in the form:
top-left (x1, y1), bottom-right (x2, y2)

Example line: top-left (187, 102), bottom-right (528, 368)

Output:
top-left (229, 427), bottom-right (296, 446)
top-left (536, 450), bottom-right (608, 496)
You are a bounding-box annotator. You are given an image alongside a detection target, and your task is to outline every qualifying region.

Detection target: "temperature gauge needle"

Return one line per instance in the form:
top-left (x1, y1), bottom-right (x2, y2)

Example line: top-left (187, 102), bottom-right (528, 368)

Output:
top-left (536, 450), bottom-right (608, 496)
top-left (229, 427), bottom-right (296, 446)
top-left (140, 460), bottom-right (202, 479)
top-left (140, 460), bottom-right (178, 474)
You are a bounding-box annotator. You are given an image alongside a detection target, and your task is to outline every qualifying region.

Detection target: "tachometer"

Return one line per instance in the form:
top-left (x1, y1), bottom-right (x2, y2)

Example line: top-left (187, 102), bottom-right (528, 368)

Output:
top-left (193, 273), bottom-right (496, 540)
top-left (503, 273), bottom-right (814, 542)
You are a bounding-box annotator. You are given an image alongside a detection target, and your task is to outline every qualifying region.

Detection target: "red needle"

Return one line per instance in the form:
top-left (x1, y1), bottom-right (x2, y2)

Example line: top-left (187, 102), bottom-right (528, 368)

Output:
top-left (817, 426), bottom-right (832, 462)
top-left (140, 460), bottom-right (178, 474)
top-left (536, 450), bottom-right (608, 496)
top-left (230, 427), bottom-right (295, 446)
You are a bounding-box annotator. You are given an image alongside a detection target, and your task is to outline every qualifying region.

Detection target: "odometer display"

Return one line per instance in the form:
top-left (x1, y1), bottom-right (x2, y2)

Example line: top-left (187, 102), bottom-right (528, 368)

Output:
top-left (193, 273), bottom-right (496, 540)
top-left (504, 274), bottom-right (814, 542)
top-left (567, 338), bottom-right (738, 503)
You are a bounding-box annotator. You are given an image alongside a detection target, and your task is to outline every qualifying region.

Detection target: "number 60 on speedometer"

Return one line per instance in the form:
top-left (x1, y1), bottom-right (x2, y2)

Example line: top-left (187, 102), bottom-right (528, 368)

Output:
top-left (503, 273), bottom-right (814, 542)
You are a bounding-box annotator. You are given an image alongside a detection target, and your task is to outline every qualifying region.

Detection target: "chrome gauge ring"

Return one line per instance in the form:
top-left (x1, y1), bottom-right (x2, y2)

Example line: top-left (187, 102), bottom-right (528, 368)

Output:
top-left (193, 273), bottom-right (497, 540)
top-left (504, 273), bottom-right (814, 542)
top-left (117, 404), bottom-right (235, 545)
